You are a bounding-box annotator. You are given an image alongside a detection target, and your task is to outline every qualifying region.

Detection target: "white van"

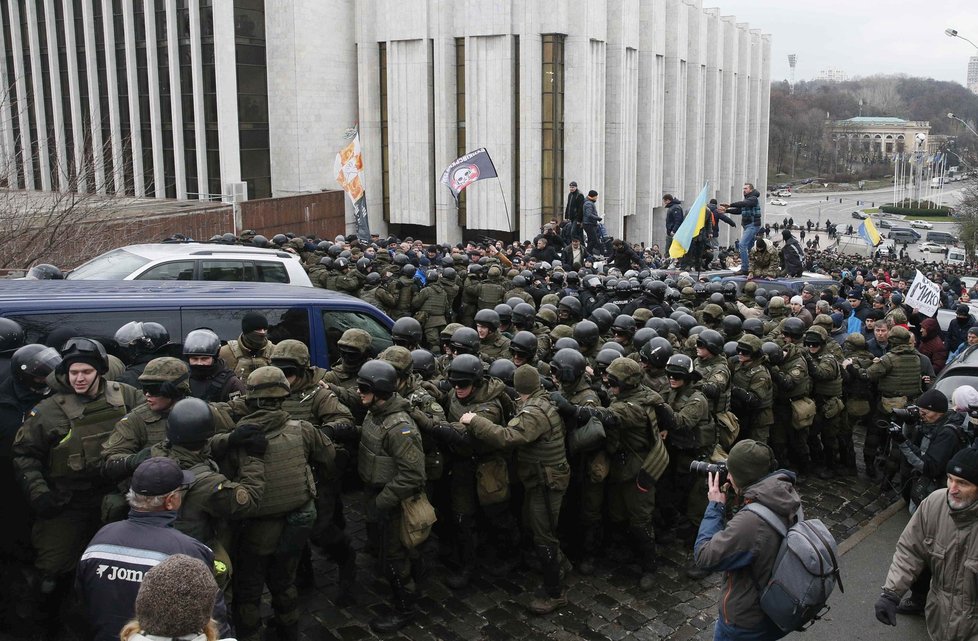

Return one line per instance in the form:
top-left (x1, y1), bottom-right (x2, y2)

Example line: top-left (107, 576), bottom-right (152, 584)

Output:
top-left (948, 246), bottom-right (967, 265)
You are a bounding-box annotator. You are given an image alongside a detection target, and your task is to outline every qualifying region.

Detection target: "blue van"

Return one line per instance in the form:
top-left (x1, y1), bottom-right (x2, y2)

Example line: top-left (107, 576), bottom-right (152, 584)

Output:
top-left (0, 280), bottom-right (393, 368)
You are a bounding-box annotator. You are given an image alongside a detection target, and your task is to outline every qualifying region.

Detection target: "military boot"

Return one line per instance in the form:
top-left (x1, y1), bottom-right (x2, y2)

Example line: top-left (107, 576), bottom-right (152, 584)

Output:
top-left (370, 566), bottom-right (415, 634)
top-left (838, 435), bottom-right (858, 476)
top-left (446, 515), bottom-right (477, 589)
top-left (629, 525), bottom-right (658, 589)
top-left (817, 443), bottom-right (837, 480)
top-left (295, 544), bottom-right (315, 590)
top-left (329, 539), bottom-right (357, 607)
top-left (577, 524), bottom-right (601, 576)
top-left (527, 545), bottom-right (568, 615)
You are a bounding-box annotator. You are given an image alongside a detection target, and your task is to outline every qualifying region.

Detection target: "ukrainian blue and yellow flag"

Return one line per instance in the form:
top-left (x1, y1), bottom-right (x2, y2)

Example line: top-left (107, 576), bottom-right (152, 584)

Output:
top-left (858, 218), bottom-right (882, 247)
top-left (668, 182), bottom-right (710, 259)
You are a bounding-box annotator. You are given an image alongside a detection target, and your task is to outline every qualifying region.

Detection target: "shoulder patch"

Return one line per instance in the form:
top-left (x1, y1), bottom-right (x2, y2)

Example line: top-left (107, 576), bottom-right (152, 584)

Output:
top-left (234, 487), bottom-right (250, 506)
top-left (400, 425), bottom-right (414, 435)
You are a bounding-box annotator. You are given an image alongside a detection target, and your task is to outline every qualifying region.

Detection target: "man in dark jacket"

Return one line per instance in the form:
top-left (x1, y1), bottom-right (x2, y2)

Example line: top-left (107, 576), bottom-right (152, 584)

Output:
top-left (76, 457), bottom-right (232, 641)
top-left (945, 305), bottom-right (976, 355)
top-left (560, 237), bottom-right (591, 270)
top-left (664, 194), bottom-right (684, 255)
top-left (694, 439), bottom-right (799, 640)
top-left (780, 229), bottom-right (804, 277)
top-left (563, 181), bottom-right (585, 242)
top-left (720, 183), bottom-right (762, 275)
top-left (529, 236), bottom-right (559, 263)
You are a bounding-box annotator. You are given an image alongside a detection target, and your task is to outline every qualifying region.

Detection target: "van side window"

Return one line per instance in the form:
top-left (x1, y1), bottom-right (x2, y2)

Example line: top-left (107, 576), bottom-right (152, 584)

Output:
top-left (183, 308), bottom-right (310, 346)
top-left (254, 261), bottom-right (289, 283)
top-left (321, 310), bottom-right (393, 366)
top-left (200, 260), bottom-right (253, 282)
top-left (8, 311), bottom-right (181, 352)
top-left (136, 261), bottom-right (196, 281)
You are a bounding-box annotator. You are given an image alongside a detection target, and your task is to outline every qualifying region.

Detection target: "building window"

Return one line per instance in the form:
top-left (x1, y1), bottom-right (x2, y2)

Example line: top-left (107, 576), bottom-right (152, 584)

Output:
top-left (455, 36), bottom-right (465, 226)
top-left (541, 33), bottom-right (564, 223)
top-left (379, 41), bottom-right (389, 222)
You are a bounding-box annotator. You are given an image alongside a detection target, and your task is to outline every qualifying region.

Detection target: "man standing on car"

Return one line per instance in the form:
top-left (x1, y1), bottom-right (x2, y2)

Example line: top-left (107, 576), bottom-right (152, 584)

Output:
top-left (664, 194), bottom-right (684, 255)
top-left (719, 183), bottom-right (762, 275)
top-left (583, 190), bottom-right (602, 256)
top-left (563, 182), bottom-right (585, 243)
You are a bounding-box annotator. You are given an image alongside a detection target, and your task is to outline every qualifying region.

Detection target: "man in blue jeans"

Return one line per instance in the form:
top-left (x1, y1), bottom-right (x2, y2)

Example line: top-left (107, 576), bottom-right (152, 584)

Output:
top-left (719, 184), bottom-right (761, 275)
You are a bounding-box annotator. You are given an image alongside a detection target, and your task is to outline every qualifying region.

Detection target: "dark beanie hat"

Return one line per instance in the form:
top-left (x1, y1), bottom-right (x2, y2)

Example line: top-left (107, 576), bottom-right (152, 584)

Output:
top-left (241, 312), bottom-right (269, 333)
top-left (135, 554), bottom-right (217, 636)
top-left (513, 364), bottom-right (541, 395)
top-left (727, 439), bottom-right (775, 488)
top-left (917, 388), bottom-right (948, 413)
top-left (588, 189), bottom-right (598, 197)
top-left (948, 447), bottom-right (978, 486)
top-left (782, 229), bottom-right (792, 240)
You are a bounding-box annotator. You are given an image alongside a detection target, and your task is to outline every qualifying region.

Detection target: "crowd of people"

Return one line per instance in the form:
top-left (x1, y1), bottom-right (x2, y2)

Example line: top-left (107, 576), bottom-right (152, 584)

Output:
top-left (3, 185), bottom-right (978, 641)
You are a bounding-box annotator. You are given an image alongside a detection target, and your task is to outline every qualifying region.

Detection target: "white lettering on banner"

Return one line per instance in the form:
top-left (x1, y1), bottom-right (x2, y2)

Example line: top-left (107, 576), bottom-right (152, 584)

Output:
top-left (905, 270), bottom-right (940, 317)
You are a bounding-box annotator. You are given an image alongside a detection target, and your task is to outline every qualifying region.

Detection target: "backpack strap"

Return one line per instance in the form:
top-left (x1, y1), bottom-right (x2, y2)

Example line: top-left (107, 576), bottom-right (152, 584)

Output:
top-left (742, 502), bottom-right (789, 538)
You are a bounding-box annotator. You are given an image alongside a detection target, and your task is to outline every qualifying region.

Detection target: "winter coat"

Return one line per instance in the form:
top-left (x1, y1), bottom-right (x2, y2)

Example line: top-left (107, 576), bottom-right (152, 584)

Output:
top-left (583, 198), bottom-right (601, 225)
top-left (694, 471), bottom-right (802, 632)
top-left (946, 315), bottom-right (976, 354)
top-left (918, 318), bottom-right (948, 374)
top-left (726, 189), bottom-right (762, 226)
top-left (884, 488), bottom-right (978, 641)
top-left (564, 190), bottom-right (585, 223)
top-left (665, 200), bottom-right (685, 235)
top-left (780, 236), bottom-right (804, 276)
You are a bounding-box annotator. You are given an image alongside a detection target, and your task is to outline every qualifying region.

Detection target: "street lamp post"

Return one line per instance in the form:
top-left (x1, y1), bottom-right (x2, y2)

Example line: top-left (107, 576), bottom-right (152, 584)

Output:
top-left (946, 28), bottom-right (978, 52)
top-left (949, 112), bottom-right (978, 138)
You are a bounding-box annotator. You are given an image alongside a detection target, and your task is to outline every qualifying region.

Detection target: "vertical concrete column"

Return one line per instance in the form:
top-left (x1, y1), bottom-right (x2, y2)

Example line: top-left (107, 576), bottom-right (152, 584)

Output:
top-left (62, 0), bottom-right (88, 192)
top-left (212, 0), bottom-right (241, 193)
top-left (164, 2), bottom-right (186, 198)
top-left (80, 0), bottom-right (107, 192)
top-left (142, 0), bottom-right (166, 197)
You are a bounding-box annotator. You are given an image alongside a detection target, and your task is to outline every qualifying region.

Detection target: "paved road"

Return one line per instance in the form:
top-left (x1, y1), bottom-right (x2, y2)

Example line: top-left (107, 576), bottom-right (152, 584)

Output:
top-left (815, 504), bottom-right (929, 641)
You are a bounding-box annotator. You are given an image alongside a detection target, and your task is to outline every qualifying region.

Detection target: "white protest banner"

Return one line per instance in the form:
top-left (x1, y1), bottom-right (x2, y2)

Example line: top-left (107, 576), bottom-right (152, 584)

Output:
top-left (905, 270), bottom-right (941, 317)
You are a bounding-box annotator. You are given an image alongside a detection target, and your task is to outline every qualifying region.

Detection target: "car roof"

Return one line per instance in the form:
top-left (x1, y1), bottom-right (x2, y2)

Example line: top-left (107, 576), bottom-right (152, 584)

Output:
top-left (110, 243), bottom-right (300, 260)
top-left (0, 280), bottom-right (374, 311)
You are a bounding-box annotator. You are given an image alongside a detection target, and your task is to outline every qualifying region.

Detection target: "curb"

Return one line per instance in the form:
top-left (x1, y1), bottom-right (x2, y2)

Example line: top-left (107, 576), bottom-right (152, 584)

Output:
top-left (837, 499), bottom-right (906, 557)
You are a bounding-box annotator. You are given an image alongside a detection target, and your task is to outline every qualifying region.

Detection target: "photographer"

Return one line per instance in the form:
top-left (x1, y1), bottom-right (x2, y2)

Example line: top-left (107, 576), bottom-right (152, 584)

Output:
top-left (693, 440), bottom-right (799, 640)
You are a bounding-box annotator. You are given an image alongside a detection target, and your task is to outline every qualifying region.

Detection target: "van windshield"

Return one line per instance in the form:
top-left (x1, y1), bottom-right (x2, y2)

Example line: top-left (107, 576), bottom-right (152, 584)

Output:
top-left (67, 249), bottom-right (151, 280)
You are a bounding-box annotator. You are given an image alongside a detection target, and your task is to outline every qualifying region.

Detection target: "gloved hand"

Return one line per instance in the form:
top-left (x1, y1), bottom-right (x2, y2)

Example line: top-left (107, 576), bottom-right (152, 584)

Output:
top-left (324, 423), bottom-right (360, 443)
top-left (437, 379), bottom-right (453, 393)
top-left (32, 492), bottom-right (64, 519)
top-left (576, 405), bottom-right (601, 426)
top-left (243, 431), bottom-right (268, 457)
top-left (890, 426), bottom-right (906, 445)
top-left (874, 591), bottom-right (899, 626)
top-left (730, 387), bottom-right (749, 405)
top-left (126, 447), bottom-right (153, 473)
top-left (229, 424), bottom-right (266, 453)
top-left (431, 422), bottom-right (470, 447)
top-left (550, 392), bottom-right (575, 416)
top-left (636, 469), bottom-right (655, 493)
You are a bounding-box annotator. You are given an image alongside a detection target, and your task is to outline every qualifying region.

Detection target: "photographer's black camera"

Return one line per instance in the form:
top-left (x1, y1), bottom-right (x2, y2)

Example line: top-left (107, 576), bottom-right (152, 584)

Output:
top-left (891, 405), bottom-right (920, 422)
top-left (690, 460), bottom-right (727, 485)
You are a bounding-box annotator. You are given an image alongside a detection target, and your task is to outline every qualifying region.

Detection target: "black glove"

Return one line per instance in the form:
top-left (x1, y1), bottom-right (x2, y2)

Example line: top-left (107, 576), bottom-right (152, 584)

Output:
top-left (126, 447), bottom-right (153, 473)
top-left (636, 469), bottom-right (655, 493)
top-left (874, 591), bottom-right (899, 626)
top-left (229, 424), bottom-right (266, 454)
top-left (890, 426), bottom-right (906, 445)
top-left (243, 431), bottom-right (269, 457)
top-left (437, 379), bottom-right (453, 393)
top-left (576, 405), bottom-right (601, 426)
top-left (32, 492), bottom-right (64, 519)
top-left (431, 422), bottom-right (470, 447)
top-left (730, 387), bottom-right (749, 405)
top-left (550, 392), bottom-right (575, 416)
top-left (324, 422), bottom-right (360, 443)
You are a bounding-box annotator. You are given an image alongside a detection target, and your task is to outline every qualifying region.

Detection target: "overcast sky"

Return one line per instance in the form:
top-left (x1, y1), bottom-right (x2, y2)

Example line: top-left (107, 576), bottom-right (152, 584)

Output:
top-left (716, 0), bottom-right (978, 85)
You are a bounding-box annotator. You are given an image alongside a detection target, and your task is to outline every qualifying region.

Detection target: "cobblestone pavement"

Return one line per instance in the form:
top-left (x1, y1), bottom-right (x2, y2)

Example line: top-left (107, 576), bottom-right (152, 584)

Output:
top-left (291, 426), bottom-right (896, 641)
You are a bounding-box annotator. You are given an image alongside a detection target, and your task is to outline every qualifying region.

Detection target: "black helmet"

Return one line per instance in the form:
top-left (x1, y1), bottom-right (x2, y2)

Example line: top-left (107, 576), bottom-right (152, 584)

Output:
top-left (553, 336), bottom-right (580, 352)
top-left (600, 341), bottom-right (626, 356)
top-left (357, 360), bottom-right (399, 397)
top-left (648, 280), bottom-right (667, 299)
top-left (551, 272), bottom-right (565, 285)
top-left (633, 327), bottom-right (657, 352)
top-left (755, 287), bottom-right (769, 299)
top-left (410, 349), bottom-right (437, 379)
top-left (722, 281), bottom-right (738, 300)
top-left (443, 267), bottom-right (457, 280)
top-left (573, 320), bottom-right (600, 347)
top-left (182, 329), bottom-right (221, 358)
top-left (551, 348), bottom-right (587, 383)
top-left (166, 397), bottom-right (215, 445)
top-left (677, 314), bottom-right (698, 336)
top-left (616, 280), bottom-right (631, 293)
top-left (335, 257), bottom-right (350, 270)
top-left (401, 264), bottom-right (417, 278)
top-left (488, 359), bottom-right (516, 386)
top-left (646, 317), bottom-right (666, 334)
top-left (688, 325), bottom-right (705, 337)
top-left (392, 317), bottom-right (423, 347)
top-left (0, 317), bottom-right (25, 354)
top-left (356, 257), bottom-right (372, 273)
top-left (474, 309), bottom-right (501, 332)
top-left (393, 253), bottom-right (410, 266)
top-left (742, 318), bottom-right (764, 338)
top-left (558, 296), bottom-right (583, 321)
top-left (589, 308), bottom-right (614, 334)
top-left (115, 321), bottom-right (171, 360)
top-left (319, 256), bottom-right (334, 269)
top-left (611, 315), bottom-right (636, 337)
top-left (222, 232), bottom-right (237, 244)
top-left (709, 292), bottom-right (725, 306)
top-left (696, 329), bottom-right (724, 355)
top-left (509, 331), bottom-right (539, 358)
top-left (662, 318), bottom-right (682, 338)
top-left (25, 264), bottom-right (64, 280)
top-left (10, 344), bottom-right (61, 391)
top-left (365, 272), bottom-right (381, 286)
top-left (447, 353), bottom-right (483, 387)
top-left (566, 271), bottom-right (580, 286)
top-left (762, 341), bottom-right (784, 365)
top-left (512, 275), bottom-right (528, 288)
top-left (596, 348), bottom-right (621, 370)
top-left (512, 303), bottom-right (536, 329)
top-left (59, 337), bottom-right (109, 375)
top-left (723, 341), bottom-right (738, 358)
top-left (722, 315), bottom-right (743, 338)
top-left (494, 304), bottom-right (513, 324)
top-left (782, 317), bottom-right (806, 339)
top-left (640, 337), bottom-right (673, 368)
top-left (426, 270), bottom-right (439, 284)
top-left (252, 235), bottom-right (269, 248)
top-left (602, 302), bottom-right (621, 317)
top-left (272, 233), bottom-right (288, 245)
top-left (450, 327), bottom-right (481, 354)
top-left (669, 310), bottom-right (686, 321)
top-left (664, 353), bottom-right (695, 379)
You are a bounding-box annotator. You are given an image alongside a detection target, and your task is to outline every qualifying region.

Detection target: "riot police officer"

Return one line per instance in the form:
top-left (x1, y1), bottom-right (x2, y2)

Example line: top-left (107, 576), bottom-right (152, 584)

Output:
top-left (218, 313), bottom-right (277, 382)
top-left (183, 328), bottom-right (245, 402)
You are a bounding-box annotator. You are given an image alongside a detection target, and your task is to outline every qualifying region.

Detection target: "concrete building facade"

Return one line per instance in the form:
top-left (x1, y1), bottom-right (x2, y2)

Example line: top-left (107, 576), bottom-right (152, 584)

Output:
top-left (0, 0), bottom-right (769, 249)
top-left (968, 56), bottom-right (978, 95)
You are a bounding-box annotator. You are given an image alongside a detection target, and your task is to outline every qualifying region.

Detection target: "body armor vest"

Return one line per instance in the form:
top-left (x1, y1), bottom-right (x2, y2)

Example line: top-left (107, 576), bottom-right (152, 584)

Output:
top-left (358, 410), bottom-right (412, 486)
top-left (513, 396), bottom-right (566, 469)
top-left (48, 386), bottom-right (129, 484)
top-left (477, 281), bottom-right (506, 309)
top-left (811, 353), bottom-right (843, 397)
top-left (176, 459), bottom-right (221, 543)
top-left (878, 347), bottom-right (923, 398)
top-left (255, 420), bottom-right (316, 517)
top-left (280, 370), bottom-right (328, 424)
top-left (227, 340), bottom-right (273, 381)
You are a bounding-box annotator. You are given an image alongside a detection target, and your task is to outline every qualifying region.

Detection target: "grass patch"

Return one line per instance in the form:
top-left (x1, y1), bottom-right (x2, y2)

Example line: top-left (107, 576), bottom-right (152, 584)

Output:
top-left (902, 214), bottom-right (954, 222)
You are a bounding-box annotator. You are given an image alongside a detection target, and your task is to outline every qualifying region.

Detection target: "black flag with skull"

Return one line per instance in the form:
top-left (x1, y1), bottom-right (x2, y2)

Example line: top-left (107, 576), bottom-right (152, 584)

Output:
top-left (440, 148), bottom-right (498, 204)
